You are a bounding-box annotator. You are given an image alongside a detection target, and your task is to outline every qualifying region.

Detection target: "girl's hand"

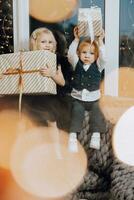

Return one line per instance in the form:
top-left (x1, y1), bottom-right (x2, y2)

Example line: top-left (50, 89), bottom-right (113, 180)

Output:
top-left (40, 64), bottom-right (55, 78)
top-left (57, 64), bottom-right (61, 73)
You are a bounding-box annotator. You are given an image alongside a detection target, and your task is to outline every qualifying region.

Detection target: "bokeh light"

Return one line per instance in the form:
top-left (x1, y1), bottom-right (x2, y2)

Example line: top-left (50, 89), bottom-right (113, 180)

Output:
top-left (0, 110), bottom-right (34, 169)
top-left (100, 67), bottom-right (134, 98)
top-left (29, 0), bottom-right (78, 23)
top-left (10, 127), bottom-right (87, 198)
top-left (112, 106), bottom-right (134, 166)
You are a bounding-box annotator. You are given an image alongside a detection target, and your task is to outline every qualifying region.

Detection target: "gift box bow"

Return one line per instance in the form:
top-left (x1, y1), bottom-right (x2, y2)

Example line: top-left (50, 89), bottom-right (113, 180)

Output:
top-left (0, 50), bottom-right (57, 95)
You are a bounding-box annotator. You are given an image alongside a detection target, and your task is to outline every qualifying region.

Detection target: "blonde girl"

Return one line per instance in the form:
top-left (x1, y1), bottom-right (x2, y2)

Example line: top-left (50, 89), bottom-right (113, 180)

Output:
top-left (30, 27), bottom-right (65, 86)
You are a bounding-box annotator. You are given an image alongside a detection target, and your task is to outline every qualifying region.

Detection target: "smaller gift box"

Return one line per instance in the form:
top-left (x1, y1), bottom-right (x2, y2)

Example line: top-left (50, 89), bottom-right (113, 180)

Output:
top-left (78, 6), bottom-right (102, 38)
top-left (0, 50), bottom-right (57, 95)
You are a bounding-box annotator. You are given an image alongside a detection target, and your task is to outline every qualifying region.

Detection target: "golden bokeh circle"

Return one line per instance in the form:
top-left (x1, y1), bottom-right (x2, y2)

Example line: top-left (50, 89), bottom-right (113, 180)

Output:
top-left (112, 106), bottom-right (134, 166)
top-left (10, 127), bottom-right (87, 198)
top-left (29, 0), bottom-right (78, 23)
top-left (0, 110), bottom-right (34, 169)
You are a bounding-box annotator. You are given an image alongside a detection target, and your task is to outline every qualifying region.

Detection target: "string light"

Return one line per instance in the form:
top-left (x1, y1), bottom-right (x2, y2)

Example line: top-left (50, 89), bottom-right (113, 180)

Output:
top-left (0, 0), bottom-right (13, 54)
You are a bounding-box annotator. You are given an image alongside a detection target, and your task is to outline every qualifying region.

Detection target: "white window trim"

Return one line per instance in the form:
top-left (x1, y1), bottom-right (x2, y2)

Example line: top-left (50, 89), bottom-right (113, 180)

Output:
top-left (13, 0), bottom-right (29, 52)
top-left (105, 0), bottom-right (119, 96)
top-left (13, 0), bottom-right (120, 96)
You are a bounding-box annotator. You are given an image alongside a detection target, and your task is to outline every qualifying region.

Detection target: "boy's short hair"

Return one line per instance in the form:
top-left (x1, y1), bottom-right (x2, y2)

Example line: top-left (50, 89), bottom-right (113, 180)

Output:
top-left (30, 27), bottom-right (57, 52)
top-left (77, 37), bottom-right (99, 60)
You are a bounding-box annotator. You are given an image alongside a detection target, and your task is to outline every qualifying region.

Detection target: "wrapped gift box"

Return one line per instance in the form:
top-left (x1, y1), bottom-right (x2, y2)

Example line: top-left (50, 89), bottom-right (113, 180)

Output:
top-left (91, 6), bottom-right (103, 37)
top-left (0, 50), bottom-right (57, 95)
top-left (78, 6), bottom-right (102, 38)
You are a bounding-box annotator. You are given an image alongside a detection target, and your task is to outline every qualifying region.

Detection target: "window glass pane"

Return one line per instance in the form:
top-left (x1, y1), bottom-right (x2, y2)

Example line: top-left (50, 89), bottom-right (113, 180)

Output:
top-left (119, 0), bottom-right (134, 97)
top-left (29, 0), bottom-right (105, 47)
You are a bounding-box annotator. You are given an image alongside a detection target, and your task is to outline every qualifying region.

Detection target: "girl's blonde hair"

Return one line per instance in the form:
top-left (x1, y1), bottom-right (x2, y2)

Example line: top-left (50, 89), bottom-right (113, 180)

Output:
top-left (29, 27), bottom-right (57, 53)
top-left (77, 38), bottom-right (99, 60)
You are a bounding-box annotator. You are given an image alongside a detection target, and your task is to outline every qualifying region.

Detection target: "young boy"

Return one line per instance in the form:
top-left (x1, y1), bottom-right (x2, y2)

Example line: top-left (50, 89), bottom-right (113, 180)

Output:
top-left (67, 28), bottom-right (107, 152)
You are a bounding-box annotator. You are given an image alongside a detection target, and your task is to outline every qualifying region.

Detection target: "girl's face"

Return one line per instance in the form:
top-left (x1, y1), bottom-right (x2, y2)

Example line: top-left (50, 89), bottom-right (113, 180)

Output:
top-left (37, 32), bottom-right (55, 52)
top-left (78, 44), bottom-right (96, 65)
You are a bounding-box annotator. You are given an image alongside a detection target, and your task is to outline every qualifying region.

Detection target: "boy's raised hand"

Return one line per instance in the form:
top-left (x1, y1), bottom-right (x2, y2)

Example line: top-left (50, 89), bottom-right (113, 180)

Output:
top-left (99, 29), bottom-right (105, 40)
top-left (73, 26), bottom-right (79, 40)
top-left (97, 29), bottom-right (105, 46)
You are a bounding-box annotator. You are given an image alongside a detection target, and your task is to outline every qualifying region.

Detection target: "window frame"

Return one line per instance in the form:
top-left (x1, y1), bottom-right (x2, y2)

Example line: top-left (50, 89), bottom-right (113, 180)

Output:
top-left (13, 0), bottom-right (120, 96)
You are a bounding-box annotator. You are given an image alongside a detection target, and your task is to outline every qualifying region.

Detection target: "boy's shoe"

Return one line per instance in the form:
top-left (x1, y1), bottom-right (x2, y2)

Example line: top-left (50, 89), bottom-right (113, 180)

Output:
top-left (68, 132), bottom-right (78, 153)
top-left (89, 132), bottom-right (100, 150)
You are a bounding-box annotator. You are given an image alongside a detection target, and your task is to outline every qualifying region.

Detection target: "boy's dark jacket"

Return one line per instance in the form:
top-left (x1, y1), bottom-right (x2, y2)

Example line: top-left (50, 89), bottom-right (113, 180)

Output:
top-left (71, 60), bottom-right (101, 92)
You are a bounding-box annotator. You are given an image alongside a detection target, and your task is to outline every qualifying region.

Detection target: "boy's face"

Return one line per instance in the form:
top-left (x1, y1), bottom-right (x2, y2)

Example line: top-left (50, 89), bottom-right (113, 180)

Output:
top-left (78, 44), bottom-right (96, 65)
top-left (37, 33), bottom-right (55, 52)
